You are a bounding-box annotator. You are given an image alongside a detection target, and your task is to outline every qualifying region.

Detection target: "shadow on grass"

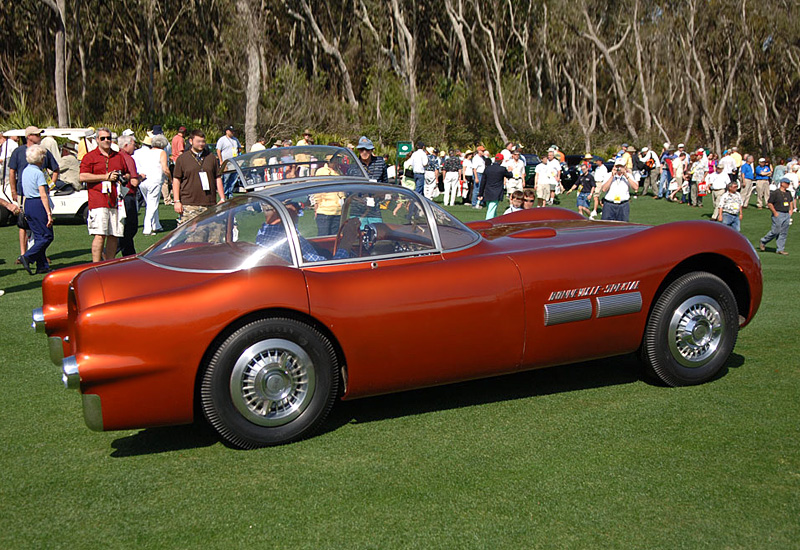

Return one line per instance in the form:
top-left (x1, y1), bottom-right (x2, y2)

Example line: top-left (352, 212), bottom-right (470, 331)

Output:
top-left (110, 422), bottom-right (218, 458)
top-left (324, 354), bottom-right (644, 432)
top-left (107, 352), bottom-right (748, 455)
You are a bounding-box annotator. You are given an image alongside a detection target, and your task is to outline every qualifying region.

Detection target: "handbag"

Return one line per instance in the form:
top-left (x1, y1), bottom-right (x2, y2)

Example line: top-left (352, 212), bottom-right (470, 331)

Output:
top-left (16, 196), bottom-right (29, 230)
top-left (697, 181), bottom-right (708, 197)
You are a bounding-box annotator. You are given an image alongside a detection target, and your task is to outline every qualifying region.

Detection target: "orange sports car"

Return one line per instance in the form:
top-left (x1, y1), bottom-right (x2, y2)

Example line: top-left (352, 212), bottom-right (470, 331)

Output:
top-left (32, 146), bottom-right (762, 449)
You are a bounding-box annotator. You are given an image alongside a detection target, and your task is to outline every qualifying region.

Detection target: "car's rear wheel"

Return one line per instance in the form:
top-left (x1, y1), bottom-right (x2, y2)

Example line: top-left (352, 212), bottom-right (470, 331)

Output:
top-left (78, 204), bottom-right (89, 224)
top-left (641, 272), bottom-right (739, 386)
top-left (201, 317), bottom-right (339, 449)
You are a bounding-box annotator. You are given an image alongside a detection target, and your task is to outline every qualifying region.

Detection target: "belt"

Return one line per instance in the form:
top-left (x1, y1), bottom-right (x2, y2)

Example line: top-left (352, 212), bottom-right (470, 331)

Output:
top-left (603, 198), bottom-right (629, 204)
top-left (25, 196), bottom-right (42, 201)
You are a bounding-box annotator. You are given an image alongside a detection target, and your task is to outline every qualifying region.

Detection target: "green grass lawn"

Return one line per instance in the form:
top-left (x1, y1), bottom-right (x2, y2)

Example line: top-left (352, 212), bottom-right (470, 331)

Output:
top-left (1, 191), bottom-right (798, 549)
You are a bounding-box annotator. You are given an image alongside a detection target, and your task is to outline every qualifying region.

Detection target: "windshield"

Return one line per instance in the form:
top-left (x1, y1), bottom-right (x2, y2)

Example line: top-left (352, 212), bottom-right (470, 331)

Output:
top-left (143, 196), bottom-right (295, 271)
top-left (222, 146), bottom-right (367, 190)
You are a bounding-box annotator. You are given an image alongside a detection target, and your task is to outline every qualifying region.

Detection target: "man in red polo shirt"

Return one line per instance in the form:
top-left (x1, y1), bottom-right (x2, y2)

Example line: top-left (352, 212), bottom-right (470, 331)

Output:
top-left (79, 127), bottom-right (132, 262)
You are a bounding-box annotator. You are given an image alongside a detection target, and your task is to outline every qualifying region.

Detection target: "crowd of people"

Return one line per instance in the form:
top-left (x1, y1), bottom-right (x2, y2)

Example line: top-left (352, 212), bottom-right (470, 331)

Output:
top-left (402, 140), bottom-right (797, 251)
top-left (0, 125), bottom-right (797, 296)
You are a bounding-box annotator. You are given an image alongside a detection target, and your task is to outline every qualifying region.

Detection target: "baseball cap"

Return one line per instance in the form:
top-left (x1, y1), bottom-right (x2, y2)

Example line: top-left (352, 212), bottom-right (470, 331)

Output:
top-left (24, 126), bottom-right (42, 137)
top-left (225, 125), bottom-right (234, 132)
top-left (641, 147), bottom-right (649, 153)
top-left (677, 143), bottom-right (685, 148)
top-left (121, 128), bottom-right (135, 137)
top-left (614, 157), bottom-right (626, 166)
top-left (495, 153), bottom-right (504, 162)
top-left (178, 126), bottom-right (187, 132)
top-left (356, 136), bottom-right (374, 150)
top-left (663, 142), bottom-right (671, 149)
top-left (779, 177), bottom-right (791, 185)
top-left (758, 157), bottom-right (766, 162)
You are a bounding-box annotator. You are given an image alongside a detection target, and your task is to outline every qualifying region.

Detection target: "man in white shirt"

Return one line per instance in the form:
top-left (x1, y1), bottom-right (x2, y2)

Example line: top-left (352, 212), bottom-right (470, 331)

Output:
top-left (601, 159), bottom-right (639, 221)
top-left (534, 151), bottom-right (559, 207)
top-left (718, 150), bottom-right (737, 181)
top-left (216, 125), bottom-right (241, 199)
top-left (503, 149), bottom-right (526, 199)
top-left (409, 141), bottom-right (428, 195)
top-left (0, 134), bottom-right (18, 194)
top-left (591, 157), bottom-right (609, 219)
top-left (541, 148), bottom-right (561, 205)
top-left (707, 163), bottom-right (732, 220)
top-left (250, 137), bottom-right (267, 152)
top-left (471, 145), bottom-right (486, 208)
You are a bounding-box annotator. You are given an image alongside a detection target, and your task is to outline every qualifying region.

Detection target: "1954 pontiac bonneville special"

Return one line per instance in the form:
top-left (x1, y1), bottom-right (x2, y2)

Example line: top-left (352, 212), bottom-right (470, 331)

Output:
top-left (32, 146), bottom-right (762, 449)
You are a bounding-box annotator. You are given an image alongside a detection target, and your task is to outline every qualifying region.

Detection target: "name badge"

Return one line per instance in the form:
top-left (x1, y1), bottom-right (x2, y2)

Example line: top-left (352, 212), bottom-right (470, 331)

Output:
top-left (784, 201), bottom-right (789, 207)
top-left (199, 171), bottom-right (210, 191)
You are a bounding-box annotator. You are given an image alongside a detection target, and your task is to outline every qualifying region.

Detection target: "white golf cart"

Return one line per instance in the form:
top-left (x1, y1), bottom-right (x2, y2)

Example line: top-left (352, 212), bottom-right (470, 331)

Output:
top-left (1, 128), bottom-right (94, 225)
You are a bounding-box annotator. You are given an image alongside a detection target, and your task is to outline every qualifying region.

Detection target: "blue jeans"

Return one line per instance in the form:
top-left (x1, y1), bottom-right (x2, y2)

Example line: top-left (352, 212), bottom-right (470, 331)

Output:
top-left (472, 173), bottom-right (482, 206)
top-left (761, 211), bottom-right (790, 252)
top-left (658, 170), bottom-right (670, 198)
top-left (414, 173), bottom-right (425, 195)
top-left (222, 172), bottom-right (238, 199)
top-left (721, 212), bottom-right (741, 232)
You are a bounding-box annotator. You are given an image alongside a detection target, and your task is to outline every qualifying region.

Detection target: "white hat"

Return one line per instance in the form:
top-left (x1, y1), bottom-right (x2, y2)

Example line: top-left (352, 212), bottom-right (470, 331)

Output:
top-left (663, 142), bottom-right (670, 149)
top-left (677, 143), bottom-right (685, 148)
top-left (758, 157), bottom-right (766, 162)
top-left (121, 128), bottom-right (135, 137)
top-left (641, 147), bottom-right (649, 153)
top-left (614, 157), bottom-right (626, 166)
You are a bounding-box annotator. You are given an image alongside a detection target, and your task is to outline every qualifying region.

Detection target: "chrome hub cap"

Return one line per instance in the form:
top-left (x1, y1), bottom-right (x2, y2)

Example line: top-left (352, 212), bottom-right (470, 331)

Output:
top-left (230, 339), bottom-right (316, 426)
top-left (668, 296), bottom-right (725, 368)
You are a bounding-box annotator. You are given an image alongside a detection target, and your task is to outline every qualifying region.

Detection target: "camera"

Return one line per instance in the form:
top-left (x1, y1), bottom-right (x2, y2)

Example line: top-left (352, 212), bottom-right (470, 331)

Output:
top-left (112, 170), bottom-right (129, 184)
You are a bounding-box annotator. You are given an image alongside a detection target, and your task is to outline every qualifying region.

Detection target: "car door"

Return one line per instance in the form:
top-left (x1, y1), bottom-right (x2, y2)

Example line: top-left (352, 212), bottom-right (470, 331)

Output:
top-left (296, 187), bottom-right (526, 399)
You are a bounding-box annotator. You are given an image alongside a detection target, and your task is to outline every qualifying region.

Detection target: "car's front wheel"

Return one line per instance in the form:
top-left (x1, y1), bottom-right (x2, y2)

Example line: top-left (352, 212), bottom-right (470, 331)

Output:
top-left (641, 272), bottom-right (739, 386)
top-left (201, 317), bottom-right (339, 449)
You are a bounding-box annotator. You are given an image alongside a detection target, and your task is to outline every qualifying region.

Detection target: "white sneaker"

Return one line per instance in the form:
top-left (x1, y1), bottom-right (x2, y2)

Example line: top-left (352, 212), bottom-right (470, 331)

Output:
top-left (0, 290), bottom-right (4, 297)
top-left (590, 210), bottom-right (597, 219)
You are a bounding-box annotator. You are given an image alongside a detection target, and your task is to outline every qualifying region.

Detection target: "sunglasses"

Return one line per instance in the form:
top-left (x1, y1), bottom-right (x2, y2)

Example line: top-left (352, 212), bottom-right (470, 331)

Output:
top-left (523, 199), bottom-right (535, 203)
top-left (98, 136), bottom-right (112, 142)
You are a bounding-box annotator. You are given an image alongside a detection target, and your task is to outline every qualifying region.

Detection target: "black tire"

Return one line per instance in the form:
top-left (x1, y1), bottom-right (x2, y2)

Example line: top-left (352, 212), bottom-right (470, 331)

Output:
top-left (78, 204), bottom-right (89, 224)
top-left (641, 272), bottom-right (739, 386)
top-left (201, 317), bottom-right (339, 449)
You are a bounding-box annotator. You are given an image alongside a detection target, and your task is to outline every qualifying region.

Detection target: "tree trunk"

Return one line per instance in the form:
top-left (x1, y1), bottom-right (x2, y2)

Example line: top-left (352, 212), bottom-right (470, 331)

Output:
top-left (237, 0), bottom-right (260, 150)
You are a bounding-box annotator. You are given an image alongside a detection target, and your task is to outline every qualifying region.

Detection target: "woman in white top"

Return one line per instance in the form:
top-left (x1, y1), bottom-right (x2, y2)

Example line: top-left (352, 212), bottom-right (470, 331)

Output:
top-left (133, 134), bottom-right (170, 235)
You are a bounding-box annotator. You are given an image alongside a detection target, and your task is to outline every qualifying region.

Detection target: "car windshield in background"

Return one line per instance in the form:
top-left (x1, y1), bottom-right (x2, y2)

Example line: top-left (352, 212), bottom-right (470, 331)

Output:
top-left (222, 146), bottom-right (368, 190)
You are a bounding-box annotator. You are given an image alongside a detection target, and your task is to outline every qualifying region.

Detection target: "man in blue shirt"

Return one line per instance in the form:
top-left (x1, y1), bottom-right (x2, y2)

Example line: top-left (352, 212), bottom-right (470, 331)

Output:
top-left (8, 126), bottom-right (59, 259)
top-left (656, 142), bottom-right (673, 199)
top-left (754, 157), bottom-right (772, 209)
top-left (255, 201), bottom-right (358, 263)
top-left (739, 154), bottom-right (755, 208)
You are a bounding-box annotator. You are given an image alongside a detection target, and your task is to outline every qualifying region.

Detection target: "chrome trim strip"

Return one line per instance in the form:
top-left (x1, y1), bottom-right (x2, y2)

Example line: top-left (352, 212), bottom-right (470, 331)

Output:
top-left (32, 307), bottom-right (45, 333)
top-left (82, 394), bottom-right (104, 431)
top-left (62, 356), bottom-right (80, 390)
top-left (596, 292), bottom-right (643, 319)
top-left (544, 299), bottom-right (593, 326)
top-left (48, 336), bottom-right (64, 366)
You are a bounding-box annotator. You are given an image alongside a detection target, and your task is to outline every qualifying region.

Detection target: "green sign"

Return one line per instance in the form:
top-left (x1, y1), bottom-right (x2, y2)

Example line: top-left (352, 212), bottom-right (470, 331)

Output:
top-left (397, 141), bottom-right (412, 157)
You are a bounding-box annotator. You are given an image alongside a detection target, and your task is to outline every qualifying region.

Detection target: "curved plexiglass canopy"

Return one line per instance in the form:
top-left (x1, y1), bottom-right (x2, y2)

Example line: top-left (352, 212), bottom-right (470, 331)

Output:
top-left (221, 145), bottom-right (370, 191)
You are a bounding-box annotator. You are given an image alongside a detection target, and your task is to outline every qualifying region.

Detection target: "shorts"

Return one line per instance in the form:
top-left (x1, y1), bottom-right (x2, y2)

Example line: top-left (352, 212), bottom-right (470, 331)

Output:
top-left (536, 183), bottom-right (550, 200)
top-left (577, 192), bottom-right (591, 209)
top-left (87, 207), bottom-right (124, 237)
top-left (549, 183), bottom-right (558, 192)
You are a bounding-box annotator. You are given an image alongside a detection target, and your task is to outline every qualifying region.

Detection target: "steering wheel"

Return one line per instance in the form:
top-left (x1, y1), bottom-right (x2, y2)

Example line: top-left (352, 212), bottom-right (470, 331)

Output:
top-left (361, 223), bottom-right (378, 254)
